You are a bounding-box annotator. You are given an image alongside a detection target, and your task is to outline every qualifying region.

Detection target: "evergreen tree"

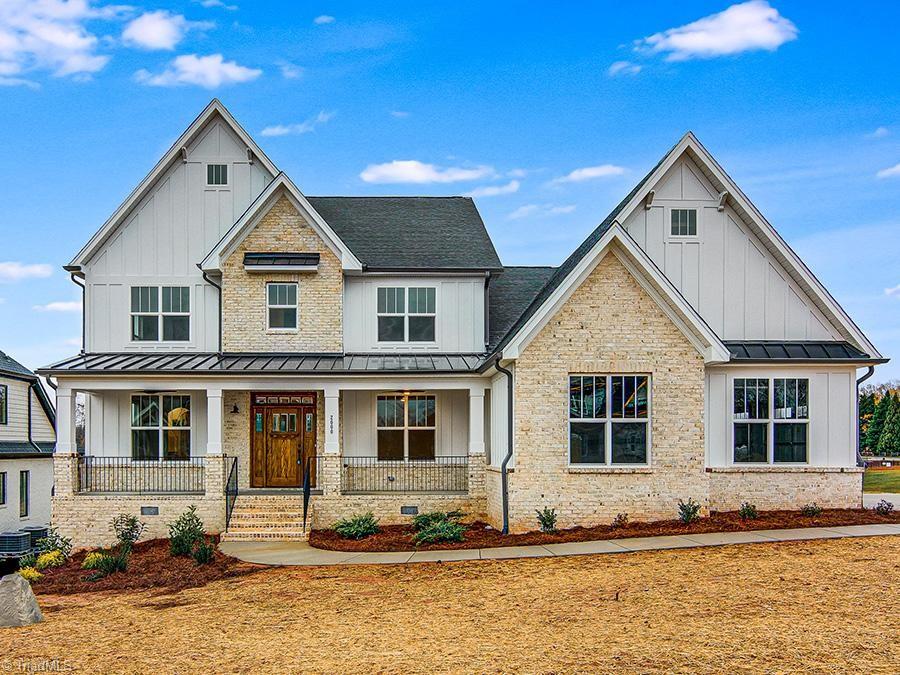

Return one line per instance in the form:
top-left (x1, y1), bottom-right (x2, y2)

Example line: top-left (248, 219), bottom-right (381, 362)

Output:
top-left (859, 392), bottom-right (877, 452)
top-left (866, 392), bottom-right (892, 454)
top-left (877, 394), bottom-right (900, 457)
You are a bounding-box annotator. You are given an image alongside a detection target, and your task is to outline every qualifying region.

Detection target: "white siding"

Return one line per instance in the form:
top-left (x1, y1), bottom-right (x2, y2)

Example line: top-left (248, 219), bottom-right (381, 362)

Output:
top-left (706, 366), bottom-right (857, 468)
top-left (342, 390), bottom-right (469, 457)
top-left (489, 367), bottom-right (513, 468)
top-left (84, 118), bottom-right (273, 352)
top-left (0, 458), bottom-right (53, 531)
top-left (623, 157), bottom-right (842, 341)
top-left (343, 276), bottom-right (486, 352)
top-left (0, 376), bottom-right (55, 443)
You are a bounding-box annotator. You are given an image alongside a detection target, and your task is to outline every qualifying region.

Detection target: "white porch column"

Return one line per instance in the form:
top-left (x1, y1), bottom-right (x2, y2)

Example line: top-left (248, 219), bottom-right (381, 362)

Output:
top-left (207, 388), bottom-right (223, 455)
top-left (468, 385), bottom-right (486, 457)
top-left (55, 387), bottom-right (76, 454)
top-left (324, 385), bottom-right (340, 455)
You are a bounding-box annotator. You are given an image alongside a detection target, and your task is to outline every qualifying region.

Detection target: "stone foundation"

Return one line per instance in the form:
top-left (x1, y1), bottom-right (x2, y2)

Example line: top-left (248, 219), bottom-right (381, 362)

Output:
top-left (707, 467), bottom-right (864, 511)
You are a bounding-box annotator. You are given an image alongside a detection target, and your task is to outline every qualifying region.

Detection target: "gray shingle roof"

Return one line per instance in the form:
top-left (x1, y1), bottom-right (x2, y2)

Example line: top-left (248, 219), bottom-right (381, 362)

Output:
top-left (0, 351), bottom-right (36, 379)
top-left (307, 196), bottom-right (502, 271)
top-left (488, 266), bottom-right (556, 351)
top-left (0, 441), bottom-right (54, 458)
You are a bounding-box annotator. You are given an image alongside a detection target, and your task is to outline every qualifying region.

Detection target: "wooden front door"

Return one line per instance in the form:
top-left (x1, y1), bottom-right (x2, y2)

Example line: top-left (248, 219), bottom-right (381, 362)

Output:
top-left (250, 393), bottom-right (317, 488)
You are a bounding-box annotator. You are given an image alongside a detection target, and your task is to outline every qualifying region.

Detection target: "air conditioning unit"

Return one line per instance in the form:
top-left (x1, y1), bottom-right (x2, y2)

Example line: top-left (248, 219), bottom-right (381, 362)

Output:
top-left (0, 532), bottom-right (33, 557)
top-left (21, 525), bottom-right (49, 550)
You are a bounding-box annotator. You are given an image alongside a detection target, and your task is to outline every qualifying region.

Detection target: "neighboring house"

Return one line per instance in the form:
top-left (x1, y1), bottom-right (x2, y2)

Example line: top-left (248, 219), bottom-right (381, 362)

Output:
top-left (40, 100), bottom-right (886, 548)
top-left (0, 351), bottom-right (56, 533)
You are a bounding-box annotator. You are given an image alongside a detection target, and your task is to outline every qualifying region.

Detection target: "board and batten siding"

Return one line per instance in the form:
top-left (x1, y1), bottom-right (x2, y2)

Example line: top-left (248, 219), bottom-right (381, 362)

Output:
top-left (622, 157), bottom-right (842, 342)
top-left (343, 276), bottom-right (486, 352)
top-left (706, 366), bottom-right (857, 468)
top-left (83, 118), bottom-right (273, 353)
top-left (0, 376), bottom-right (55, 443)
top-left (488, 367), bottom-right (513, 468)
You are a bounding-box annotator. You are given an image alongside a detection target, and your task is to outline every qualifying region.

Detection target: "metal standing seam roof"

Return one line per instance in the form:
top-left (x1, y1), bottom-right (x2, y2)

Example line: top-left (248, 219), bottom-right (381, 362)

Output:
top-left (243, 252), bottom-right (321, 267)
top-left (724, 341), bottom-right (881, 362)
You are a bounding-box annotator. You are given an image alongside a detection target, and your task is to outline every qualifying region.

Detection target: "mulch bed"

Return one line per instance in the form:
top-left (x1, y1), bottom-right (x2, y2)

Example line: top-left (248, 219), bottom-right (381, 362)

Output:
top-left (32, 538), bottom-right (263, 597)
top-left (309, 507), bottom-right (900, 552)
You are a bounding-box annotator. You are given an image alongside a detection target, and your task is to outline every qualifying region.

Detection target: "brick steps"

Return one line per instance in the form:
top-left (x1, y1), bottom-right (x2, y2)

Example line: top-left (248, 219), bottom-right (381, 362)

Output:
top-left (221, 494), bottom-right (313, 542)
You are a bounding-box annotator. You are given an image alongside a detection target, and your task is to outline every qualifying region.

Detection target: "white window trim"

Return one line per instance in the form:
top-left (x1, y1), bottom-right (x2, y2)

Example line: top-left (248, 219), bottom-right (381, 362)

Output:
top-left (665, 204), bottom-right (701, 241)
top-left (129, 286), bottom-right (192, 343)
top-left (730, 377), bottom-right (809, 466)
top-left (0, 471), bottom-right (7, 508)
top-left (19, 470), bottom-right (29, 519)
top-left (266, 282), bottom-right (299, 332)
top-left (375, 285), bottom-right (438, 345)
top-left (206, 163), bottom-right (229, 187)
top-left (567, 374), bottom-right (652, 468)
top-left (130, 393), bottom-right (193, 463)
top-left (375, 393), bottom-right (438, 461)
top-left (0, 383), bottom-right (7, 425)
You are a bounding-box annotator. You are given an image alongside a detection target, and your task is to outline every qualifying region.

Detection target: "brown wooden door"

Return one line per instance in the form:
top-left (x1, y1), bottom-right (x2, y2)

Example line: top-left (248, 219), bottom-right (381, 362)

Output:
top-left (265, 407), bottom-right (301, 487)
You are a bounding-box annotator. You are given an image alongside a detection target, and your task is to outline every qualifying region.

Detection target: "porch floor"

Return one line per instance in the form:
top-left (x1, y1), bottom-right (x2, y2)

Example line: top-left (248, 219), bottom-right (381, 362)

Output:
top-left (219, 522), bottom-right (900, 566)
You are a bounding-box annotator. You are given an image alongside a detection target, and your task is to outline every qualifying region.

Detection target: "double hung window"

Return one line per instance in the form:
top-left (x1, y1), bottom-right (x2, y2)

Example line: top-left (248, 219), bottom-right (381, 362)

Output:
top-left (569, 375), bottom-right (650, 465)
top-left (733, 378), bottom-right (808, 463)
top-left (377, 287), bottom-right (436, 342)
top-left (376, 394), bottom-right (436, 460)
top-left (131, 394), bottom-right (192, 461)
top-left (130, 286), bottom-right (190, 342)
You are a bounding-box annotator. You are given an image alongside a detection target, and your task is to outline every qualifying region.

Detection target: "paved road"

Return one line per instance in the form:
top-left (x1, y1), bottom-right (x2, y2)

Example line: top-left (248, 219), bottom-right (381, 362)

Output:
top-left (864, 493), bottom-right (899, 508)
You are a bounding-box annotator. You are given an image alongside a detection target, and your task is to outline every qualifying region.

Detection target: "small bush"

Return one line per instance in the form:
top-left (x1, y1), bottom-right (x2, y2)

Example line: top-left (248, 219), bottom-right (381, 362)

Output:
top-left (86, 552), bottom-right (128, 581)
top-left (738, 502), bottom-right (759, 520)
top-left (36, 528), bottom-right (73, 559)
top-left (678, 498), bottom-right (702, 524)
top-left (169, 505), bottom-right (205, 557)
top-left (611, 513), bottom-right (629, 529)
top-left (111, 513), bottom-right (145, 552)
top-left (81, 552), bottom-right (107, 571)
top-left (412, 519), bottom-right (467, 545)
top-left (192, 537), bottom-right (216, 566)
top-left (800, 503), bottom-right (822, 517)
top-left (535, 507), bottom-right (558, 533)
top-left (19, 553), bottom-right (36, 569)
top-left (35, 550), bottom-right (66, 571)
top-left (19, 567), bottom-right (42, 584)
top-left (412, 510), bottom-right (464, 532)
top-left (874, 499), bottom-right (894, 516)
top-left (334, 512), bottom-right (380, 540)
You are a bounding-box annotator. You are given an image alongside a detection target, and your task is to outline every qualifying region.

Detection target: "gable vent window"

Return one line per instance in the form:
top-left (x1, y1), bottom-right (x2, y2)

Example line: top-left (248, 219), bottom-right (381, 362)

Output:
top-left (671, 208), bottom-right (697, 236)
top-left (207, 164), bottom-right (228, 186)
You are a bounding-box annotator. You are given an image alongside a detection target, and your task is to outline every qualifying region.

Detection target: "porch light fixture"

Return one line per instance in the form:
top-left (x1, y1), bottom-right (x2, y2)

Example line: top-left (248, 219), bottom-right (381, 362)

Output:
top-left (231, 404), bottom-right (240, 414)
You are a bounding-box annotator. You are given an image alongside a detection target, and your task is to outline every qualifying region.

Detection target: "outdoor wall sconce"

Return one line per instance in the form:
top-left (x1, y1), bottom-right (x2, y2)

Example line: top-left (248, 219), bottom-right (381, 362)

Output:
top-left (231, 404), bottom-right (240, 414)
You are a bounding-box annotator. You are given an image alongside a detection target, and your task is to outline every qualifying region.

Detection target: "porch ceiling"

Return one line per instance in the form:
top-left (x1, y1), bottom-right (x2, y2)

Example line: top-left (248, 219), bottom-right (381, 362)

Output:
top-left (38, 352), bottom-right (487, 376)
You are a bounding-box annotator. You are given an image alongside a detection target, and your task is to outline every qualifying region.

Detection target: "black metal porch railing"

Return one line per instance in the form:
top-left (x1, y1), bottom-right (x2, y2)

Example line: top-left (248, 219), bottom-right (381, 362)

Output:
top-left (224, 456), bottom-right (238, 529)
top-left (77, 456), bottom-right (206, 494)
top-left (341, 456), bottom-right (468, 494)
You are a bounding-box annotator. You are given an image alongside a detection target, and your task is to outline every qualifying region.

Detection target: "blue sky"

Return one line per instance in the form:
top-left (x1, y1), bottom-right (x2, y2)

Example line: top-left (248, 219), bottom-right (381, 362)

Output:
top-left (1, 1), bottom-right (898, 381)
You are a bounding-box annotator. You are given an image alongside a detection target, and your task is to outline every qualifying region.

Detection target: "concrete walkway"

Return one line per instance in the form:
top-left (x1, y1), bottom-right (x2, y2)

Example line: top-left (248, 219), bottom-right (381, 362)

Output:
top-left (219, 523), bottom-right (900, 567)
top-left (863, 493), bottom-right (899, 508)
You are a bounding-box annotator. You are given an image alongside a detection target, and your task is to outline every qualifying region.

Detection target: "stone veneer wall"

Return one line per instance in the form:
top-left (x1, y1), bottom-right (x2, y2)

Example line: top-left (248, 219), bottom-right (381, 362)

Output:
top-left (707, 467), bottom-right (864, 511)
top-left (51, 454), bottom-right (226, 550)
top-left (221, 194), bottom-right (343, 352)
top-left (502, 252), bottom-right (709, 533)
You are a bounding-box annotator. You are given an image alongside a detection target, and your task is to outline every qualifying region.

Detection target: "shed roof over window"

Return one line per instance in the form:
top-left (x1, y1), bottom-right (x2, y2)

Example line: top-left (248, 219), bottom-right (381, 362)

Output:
top-left (724, 341), bottom-right (883, 363)
top-left (243, 252), bottom-right (320, 271)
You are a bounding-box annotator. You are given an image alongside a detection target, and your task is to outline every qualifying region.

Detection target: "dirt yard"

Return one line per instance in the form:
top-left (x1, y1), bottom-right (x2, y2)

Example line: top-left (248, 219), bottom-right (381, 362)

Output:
top-left (2, 536), bottom-right (898, 674)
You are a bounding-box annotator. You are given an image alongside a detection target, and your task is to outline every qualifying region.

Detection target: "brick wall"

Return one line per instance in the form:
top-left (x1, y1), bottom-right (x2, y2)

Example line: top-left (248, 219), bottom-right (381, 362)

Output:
top-left (221, 195), bottom-right (343, 352)
top-left (707, 467), bottom-right (864, 511)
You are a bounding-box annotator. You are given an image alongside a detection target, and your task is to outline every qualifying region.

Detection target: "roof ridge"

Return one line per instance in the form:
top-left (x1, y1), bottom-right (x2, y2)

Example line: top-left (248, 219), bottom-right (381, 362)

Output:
top-left (307, 195), bottom-right (471, 199)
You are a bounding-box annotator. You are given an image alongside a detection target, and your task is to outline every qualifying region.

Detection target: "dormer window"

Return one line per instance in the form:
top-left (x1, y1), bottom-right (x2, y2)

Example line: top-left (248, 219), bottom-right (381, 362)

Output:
top-left (207, 164), bottom-right (228, 186)
top-left (670, 208), bottom-right (697, 236)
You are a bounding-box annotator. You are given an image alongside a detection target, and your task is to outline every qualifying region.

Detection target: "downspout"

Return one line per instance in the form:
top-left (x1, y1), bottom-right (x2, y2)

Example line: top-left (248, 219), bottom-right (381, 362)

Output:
top-left (494, 356), bottom-right (514, 535)
top-left (856, 366), bottom-right (876, 466)
top-left (200, 268), bottom-right (223, 354)
top-left (70, 272), bottom-right (86, 353)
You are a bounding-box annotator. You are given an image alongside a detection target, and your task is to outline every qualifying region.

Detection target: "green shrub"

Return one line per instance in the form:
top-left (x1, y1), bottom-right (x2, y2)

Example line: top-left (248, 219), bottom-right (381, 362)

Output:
top-left (334, 512), bottom-right (380, 540)
top-left (36, 528), bottom-right (73, 559)
top-left (192, 537), bottom-right (216, 566)
top-left (81, 552), bottom-right (107, 571)
top-left (19, 567), bottom-right (41, 584)
top-left (800, 503), bottom-right (822, 517)
top-left (738, 502), bottom-right (759, 520)
top-left (412, 519), bottom-right (467, 545)
top-left (86, 552), bottom-right (127, 581)
top-left (412, 510), bottom-right (464, 532)
top-left (35, 550), bottom-right (66, 570)
top-left (678, 498), bottom-right (702, 524)
top-left (535, 507), bottom-right (558, 533)
top-left (611, 513), bottom-right (629, 529)
top-left (874, 499), bottom-right (894, 516)
top-left (111, 513), bottom-right (145, 552)
top-left (19, 553), bottom-right (36, 569)
top-left (169, 505), bottom-right (205, 557)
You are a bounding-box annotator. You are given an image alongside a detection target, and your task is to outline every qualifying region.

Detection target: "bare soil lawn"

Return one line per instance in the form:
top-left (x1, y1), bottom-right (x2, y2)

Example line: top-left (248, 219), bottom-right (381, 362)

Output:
top-left (864, 467), bottom-right (900, 493)
top-left (2, 536), bottom-right (898, 673)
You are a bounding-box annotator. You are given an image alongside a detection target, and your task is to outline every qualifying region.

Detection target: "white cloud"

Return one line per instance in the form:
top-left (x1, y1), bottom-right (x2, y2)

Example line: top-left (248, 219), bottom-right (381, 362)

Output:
top-left (507, 168), bottom-right (528, 178)
top-left (550, 164), bottom-right (626, 184)
top-left (122, 11), bottom-right (211, 51)
top-left (390, 110), bottom-right (409, 118)
top-left (195, 0), bottom-right (238, 9)
top-left (876, 163), bottom-right (900, 179)
top-left (33, 300), bottom-right (82, 312)
top-left (867, 127), bottom-right (890, 139)
top-left (278, 61), bottom-right (303, 79)
top-left (260, 111), bottom-right (334, 137)
top-left (608, 60), bottom-right (642, 77)
top-left (360, 160), bottom-right (495, 184)
top-left (637, 1), bottom-right (798, 62)
top-left (313, 15), bottom-right (335, 25)
top-left (0, 262), bottom-right (53, 283)
top-left (63, 336), bottom-right (83, 347)
top-left (508, 204), bottom-right (576, 220)
top-left (0, 0), bottom-right (127, 86)
top-left (135, 53), bottom-right (261, 88)
top-left (885, 284), bottom-right (900, 298)
top-left (465, 180), bottom-right (520, 198)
